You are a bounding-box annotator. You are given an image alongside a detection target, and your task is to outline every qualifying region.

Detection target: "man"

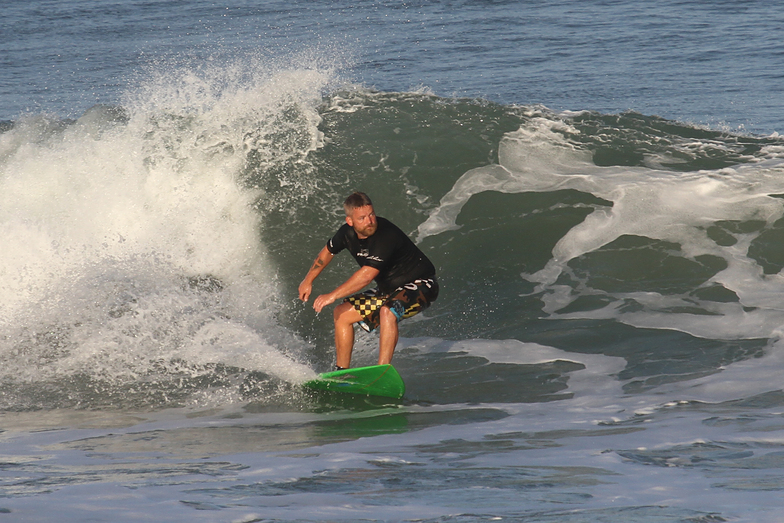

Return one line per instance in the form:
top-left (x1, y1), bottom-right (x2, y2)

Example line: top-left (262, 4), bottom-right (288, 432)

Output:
top-left (298, 192), bottom-right (438, 369)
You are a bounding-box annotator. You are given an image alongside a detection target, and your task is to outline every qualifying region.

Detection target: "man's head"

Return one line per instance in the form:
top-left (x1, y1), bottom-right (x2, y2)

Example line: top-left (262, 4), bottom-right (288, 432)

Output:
top-left (344, 192), bottom-right (377, 239)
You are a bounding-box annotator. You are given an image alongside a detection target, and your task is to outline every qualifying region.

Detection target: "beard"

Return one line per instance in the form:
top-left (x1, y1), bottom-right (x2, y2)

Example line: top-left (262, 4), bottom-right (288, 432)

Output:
top-left (355, 221), bottom-right (378, 238)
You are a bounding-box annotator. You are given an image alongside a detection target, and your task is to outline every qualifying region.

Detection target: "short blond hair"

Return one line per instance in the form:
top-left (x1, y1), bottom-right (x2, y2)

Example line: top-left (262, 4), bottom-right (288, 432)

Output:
top-left (343, 192), bottom-right (373, 216)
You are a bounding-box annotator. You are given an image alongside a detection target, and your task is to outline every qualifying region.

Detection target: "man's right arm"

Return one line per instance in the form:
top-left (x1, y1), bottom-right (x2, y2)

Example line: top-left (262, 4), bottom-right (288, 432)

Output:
top-left (298, 246), bottom-right (334, 302)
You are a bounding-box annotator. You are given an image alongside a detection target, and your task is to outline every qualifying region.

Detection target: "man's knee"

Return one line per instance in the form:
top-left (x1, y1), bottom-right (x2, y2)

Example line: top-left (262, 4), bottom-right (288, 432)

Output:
top-left (379, 305), bottom-right (399, 324)
top-left (333, 301), bottom-right (352, 320)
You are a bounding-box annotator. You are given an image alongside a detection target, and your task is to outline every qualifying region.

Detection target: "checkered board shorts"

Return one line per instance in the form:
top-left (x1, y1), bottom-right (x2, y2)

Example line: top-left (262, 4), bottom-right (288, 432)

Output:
top-left (346, 278), bottom-right (438, 332)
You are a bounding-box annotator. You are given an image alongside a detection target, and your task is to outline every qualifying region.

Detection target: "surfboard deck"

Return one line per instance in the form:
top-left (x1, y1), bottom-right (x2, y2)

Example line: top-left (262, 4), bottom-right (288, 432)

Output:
top-left (303, 364), bottom-right (405, 399)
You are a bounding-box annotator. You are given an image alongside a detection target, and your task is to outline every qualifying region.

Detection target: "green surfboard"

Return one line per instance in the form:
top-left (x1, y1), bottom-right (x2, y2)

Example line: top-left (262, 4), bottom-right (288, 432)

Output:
top-left (303, 364), bottom-right (405, 399)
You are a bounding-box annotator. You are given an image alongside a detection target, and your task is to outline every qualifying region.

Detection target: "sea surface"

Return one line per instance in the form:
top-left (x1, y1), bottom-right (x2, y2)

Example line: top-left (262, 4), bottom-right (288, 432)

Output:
top-left (2, 1), bottom-right (784, 521)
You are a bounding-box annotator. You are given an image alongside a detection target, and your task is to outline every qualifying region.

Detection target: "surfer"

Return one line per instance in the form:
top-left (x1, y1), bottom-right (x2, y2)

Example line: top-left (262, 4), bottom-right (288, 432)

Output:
top-left (298, 192), bottom-right (438, 369)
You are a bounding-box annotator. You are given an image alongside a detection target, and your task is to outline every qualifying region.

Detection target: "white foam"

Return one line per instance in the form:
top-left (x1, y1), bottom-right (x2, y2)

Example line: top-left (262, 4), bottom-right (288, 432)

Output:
top-left (420, 116), bottom-right (784, 348)
top-left (416, 117), bottom-right (594, 240)
top-left (0, 59), bottom-right (333, 393)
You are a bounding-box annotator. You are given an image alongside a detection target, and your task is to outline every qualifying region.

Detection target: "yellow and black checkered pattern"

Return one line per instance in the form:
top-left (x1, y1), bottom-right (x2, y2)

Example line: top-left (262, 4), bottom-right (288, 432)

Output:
top-left (345, 279), bottom-right (438, 332)
top-left (346, 293), bottom-right (386, 318)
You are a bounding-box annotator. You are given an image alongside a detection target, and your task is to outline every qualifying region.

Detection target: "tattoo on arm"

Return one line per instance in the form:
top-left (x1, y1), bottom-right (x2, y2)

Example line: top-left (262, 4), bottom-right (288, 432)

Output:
top-left (311, 258), bottom-right (324, 272)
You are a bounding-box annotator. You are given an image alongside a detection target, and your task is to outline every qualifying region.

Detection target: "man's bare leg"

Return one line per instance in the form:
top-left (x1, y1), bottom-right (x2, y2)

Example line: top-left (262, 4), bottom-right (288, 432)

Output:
top-left (377, 305), bottom-right (399, 365)
top-left (333, 301), bottom-right (363, 368)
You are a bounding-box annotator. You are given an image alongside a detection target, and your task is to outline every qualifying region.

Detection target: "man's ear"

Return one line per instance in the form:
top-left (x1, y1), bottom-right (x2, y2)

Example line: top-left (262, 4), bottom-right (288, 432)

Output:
top-left (345, 216), bottom-right (353, 227)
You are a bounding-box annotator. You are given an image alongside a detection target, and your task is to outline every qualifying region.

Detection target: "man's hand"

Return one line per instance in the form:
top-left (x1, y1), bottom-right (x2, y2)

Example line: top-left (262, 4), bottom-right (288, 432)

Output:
top-left (298, 281), bottom-right (313, 302)
top-left (313, 293), bottom-right (336, 314)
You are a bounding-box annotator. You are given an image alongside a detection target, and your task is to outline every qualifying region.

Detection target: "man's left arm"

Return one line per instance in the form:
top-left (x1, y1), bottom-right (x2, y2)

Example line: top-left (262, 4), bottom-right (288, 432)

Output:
top-left (313, 265), bottom-right (380, 313)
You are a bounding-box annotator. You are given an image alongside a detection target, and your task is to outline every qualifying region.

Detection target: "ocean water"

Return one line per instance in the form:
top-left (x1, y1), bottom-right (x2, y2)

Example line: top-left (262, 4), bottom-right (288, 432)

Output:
top-left (2, 1), bottom-right (784, 521)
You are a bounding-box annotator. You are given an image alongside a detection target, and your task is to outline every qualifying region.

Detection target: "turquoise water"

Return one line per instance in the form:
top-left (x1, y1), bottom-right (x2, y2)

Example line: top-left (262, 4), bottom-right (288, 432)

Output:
top-left (2, 1), bottom-right (784, 521)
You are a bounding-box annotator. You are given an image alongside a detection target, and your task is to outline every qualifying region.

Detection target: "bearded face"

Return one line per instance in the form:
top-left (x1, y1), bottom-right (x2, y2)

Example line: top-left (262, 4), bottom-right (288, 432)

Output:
top-left (346, 205), bottom-right (378, 239)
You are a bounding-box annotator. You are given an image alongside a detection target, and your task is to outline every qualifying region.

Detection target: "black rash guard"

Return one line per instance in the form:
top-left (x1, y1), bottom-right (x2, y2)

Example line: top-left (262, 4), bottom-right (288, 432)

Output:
top-left (327, 216), bottom-right (436, 294)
